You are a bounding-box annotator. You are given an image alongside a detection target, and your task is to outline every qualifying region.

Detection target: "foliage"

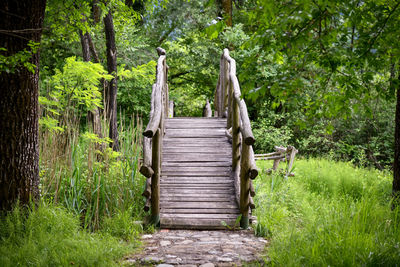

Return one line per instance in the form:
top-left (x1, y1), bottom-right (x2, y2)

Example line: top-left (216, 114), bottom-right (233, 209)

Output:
top-left (39, 57), bottom-right (112, 132)
top-left (254, 158), bottom-right (400, 266)
top-left (0, 41), bottom-right (40, 74)
top-left (0, 204), bottom-right (136, 267)
top-left (118, 60), bottom-right (156, 118)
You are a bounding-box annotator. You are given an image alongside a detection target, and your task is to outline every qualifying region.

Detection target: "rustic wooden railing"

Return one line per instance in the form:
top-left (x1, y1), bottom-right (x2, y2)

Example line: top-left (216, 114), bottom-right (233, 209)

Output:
top-left (140, 47), bottom-right (169, 225)
top-left (214, 48), bottom-right (259, 228)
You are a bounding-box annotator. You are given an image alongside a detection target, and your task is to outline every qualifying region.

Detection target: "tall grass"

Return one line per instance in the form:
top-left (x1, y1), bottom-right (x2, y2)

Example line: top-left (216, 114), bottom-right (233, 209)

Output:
top-left (0, 204), bottom-right (133, 266)
top-left (255, 158), bottom-right (400, 266)
top-left (39, 114), bottom-right (146, 232)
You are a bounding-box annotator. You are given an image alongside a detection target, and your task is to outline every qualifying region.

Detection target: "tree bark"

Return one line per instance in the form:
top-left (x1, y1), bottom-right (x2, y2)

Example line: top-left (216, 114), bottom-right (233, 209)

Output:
top-left (217, 0), bottom-right (232, 27)
top-left (103, 10), bottom-right (119, 151)
top-left (79, 30), bottom-right (103, 151)
top-left (0, 0), bottom-right (46, 210)
top-left (393, 70), bottom-right (400, 207)
top-left (79, 30), bottom-right (91, 62)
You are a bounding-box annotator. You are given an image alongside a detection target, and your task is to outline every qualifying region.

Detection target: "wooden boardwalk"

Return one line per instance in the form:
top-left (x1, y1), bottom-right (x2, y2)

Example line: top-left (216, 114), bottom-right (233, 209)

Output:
top-left (160, 117), bottom-right (240, 229)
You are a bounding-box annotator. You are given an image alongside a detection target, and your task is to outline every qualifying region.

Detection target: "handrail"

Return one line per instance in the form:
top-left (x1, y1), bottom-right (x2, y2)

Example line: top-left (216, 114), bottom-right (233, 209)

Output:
top-left (214, 48), bottom-right (259, 228)
top-left (140, 47), bottom-right (168, 225)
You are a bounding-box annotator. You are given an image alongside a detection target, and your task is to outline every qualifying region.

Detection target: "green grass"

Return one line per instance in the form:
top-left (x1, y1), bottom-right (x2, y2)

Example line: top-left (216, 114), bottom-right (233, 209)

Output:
top-left (254, 158), bottom-right (400, 266)
top-left (0, 204), bottom-right (137, 267)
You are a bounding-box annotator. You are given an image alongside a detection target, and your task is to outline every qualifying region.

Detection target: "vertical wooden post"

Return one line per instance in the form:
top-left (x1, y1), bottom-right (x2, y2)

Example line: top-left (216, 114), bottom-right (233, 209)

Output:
top-left (219, 56), bottom-right (224, 117)
top-left (232, 95), bottom-right (241, 206)
top-left (150, 128), bottom-right (161, 225)
top-left (223, 57), bottom-right (229, 118)
top-left (239, 144), bottom-right (250, 229)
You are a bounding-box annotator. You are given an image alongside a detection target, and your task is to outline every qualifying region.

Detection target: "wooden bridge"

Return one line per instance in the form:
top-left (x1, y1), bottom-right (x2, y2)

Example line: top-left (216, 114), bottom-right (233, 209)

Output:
top-left (140, 48), bottom-right (258, 229)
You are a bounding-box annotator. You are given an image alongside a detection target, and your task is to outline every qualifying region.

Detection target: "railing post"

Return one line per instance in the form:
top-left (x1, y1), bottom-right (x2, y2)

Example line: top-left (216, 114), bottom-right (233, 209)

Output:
top-left (150, 127), bottom-right (161, 225)
top-left (239, 144), bottom-right (251, 229)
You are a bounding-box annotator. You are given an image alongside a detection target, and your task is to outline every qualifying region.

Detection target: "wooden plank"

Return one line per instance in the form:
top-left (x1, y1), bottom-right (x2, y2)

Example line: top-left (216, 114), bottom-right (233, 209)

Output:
top-left (162, 192), bottom-right (236, 200)
top-left (162, 166), bottom-right (230, 172)
top-left (162, 162), bottom-right (231, 167)
top-left (160, 179), bottom-right (233, 184)
top-left (161, 213), bottom-right (239, 219)
top-left (161, 185), bottom-right (232, 190)
top-left (160, 196), bottom-right (235, 202)
top-left (166, 124), bottom-right (226, 129)
top-left (160, 218), bottom-right (238, 230)
top-left (161, 171), bottom-right (231, 176)
top-left (160, 202), bottom-right (237, 209)
top-left (161, 190), bottom-right (234, 196)
top-left (164, 137), bottom-right (229, 142)
top-left (161, 208), bottom-right (239, 214)
top-left (163, 157), bottom-right (231, 163)
top-left (163, 147), bottom-right (231, 153)
top-left (161, 175), bottom-right (232, 180)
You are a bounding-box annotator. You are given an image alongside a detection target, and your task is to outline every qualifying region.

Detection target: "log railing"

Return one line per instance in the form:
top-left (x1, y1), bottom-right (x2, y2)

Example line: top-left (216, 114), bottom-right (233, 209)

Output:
top-left (214, 48), bottom-right (259, 228)
top-left (140, 47), bottom-right (169, 225)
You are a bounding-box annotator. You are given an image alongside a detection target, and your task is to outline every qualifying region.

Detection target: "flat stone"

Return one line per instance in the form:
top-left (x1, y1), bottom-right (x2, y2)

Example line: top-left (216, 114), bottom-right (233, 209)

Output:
top-left (156, 264), bottom-right (174, 267)
top-left (200, 263), bottom-right (215, 267)
top-left (165, 236), bottom-right (185, 240)
top-left (141, 234), bottom-right (153, 239)
top-left (142, 256), bottom-right (162, 263)
top-left (217, 257), bottom-right (233, 262)
top-left (160, 240), bottom-right (171, 246)
top-left (178, 239), bottom-right (194, 245)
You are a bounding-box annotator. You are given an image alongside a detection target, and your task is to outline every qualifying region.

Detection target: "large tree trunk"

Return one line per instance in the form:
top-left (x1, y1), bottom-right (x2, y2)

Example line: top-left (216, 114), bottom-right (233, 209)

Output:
top-left (393, 71), bottom-right (400, 207)
top-left (103, 10), bottom-right (119, 151)
top-left (0, 0), bottom-right (46, 210)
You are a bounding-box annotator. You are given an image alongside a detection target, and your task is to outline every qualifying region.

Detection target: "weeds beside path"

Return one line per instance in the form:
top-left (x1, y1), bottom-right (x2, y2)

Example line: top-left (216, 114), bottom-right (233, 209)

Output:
top-left (254, 158), bottom-right (400, 266)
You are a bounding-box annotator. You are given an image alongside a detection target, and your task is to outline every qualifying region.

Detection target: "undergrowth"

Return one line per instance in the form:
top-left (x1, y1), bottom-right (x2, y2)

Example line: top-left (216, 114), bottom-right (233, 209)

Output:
top-left (0, 204), bottom-right (135, 267)
top-left (254, 158), bottom-right (400, 266)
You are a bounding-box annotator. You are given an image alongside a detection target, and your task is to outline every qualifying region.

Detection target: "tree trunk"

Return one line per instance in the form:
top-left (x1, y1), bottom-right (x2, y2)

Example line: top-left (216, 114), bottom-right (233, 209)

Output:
top-left (79, 30), bottom-right (103, 150)
top-left (103, 10), bottom-right (119, 151)
top-left (79, 30), bottom-right (91, 61)
top-left (393, 70), bottom-right (400, 207)
top-left (217, 0), bottom-right (232, 27)
top-left (0, 0), bottom-right (46, 210)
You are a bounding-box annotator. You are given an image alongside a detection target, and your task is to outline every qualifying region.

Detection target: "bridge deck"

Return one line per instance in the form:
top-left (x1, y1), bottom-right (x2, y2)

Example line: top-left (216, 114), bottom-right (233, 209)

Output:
top-left (160, 117), bottom-right (240, 229)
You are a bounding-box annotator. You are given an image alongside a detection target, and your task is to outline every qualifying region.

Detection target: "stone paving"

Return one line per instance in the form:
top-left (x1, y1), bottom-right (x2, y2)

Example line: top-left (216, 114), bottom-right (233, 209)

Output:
top-left (124, 229), bottom-right (268, 266)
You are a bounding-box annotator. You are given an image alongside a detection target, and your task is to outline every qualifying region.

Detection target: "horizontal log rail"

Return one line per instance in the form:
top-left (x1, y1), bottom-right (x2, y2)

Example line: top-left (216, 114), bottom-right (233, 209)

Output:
top-left (214, 48), bottom-right (259, 229)
top-left (140, 47), bottom-right (168, 225)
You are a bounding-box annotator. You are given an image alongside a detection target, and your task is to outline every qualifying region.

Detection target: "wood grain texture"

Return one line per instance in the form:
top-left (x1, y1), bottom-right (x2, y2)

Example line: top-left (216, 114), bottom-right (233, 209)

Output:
top-left (158, 117), bottom-right (242, 229)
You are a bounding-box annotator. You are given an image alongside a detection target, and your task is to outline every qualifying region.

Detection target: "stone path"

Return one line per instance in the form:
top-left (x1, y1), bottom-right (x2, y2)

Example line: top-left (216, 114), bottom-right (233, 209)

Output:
top-left (124, 229), bottom-right (268, 266)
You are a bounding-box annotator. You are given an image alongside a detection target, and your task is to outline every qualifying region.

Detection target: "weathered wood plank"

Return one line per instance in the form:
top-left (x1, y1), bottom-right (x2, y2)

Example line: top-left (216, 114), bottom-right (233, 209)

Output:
top-left (160, 202), bottom-right (237, 209)
top-left (163, 147), bottom-right (231, 153)
top-left (160, 218), bottom-right (237, 230)
top-left (162, 162), bottom-right (231, 167)
top-left (161, 190), bottom-right (234, 196)
top-left (160, 208), bottom-right (239, 214)
top-left (161, 179), bottom-right (233, 184)
top-left (161, 175), bottom-right (232, 180)
top-left (162, 166), bottom-right (231, 172)
top-left (161, 193), bottom-right (235, 198)
top-left (161, 213), bottom-right (239, 219)
top-left (161, 172), bottom-right (231, 177)
top-left (160, 196), bottom-right (235, 202)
